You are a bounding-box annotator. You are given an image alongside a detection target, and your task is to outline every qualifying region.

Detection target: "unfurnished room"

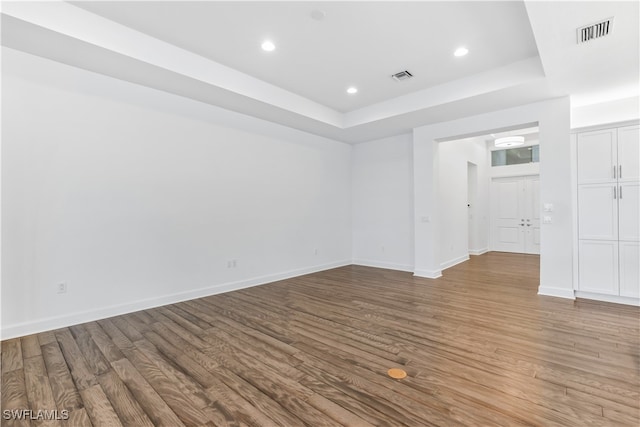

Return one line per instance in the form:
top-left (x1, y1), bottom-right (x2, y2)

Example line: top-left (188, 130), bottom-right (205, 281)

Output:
top-left (1, 1), bottom-right (639, 426)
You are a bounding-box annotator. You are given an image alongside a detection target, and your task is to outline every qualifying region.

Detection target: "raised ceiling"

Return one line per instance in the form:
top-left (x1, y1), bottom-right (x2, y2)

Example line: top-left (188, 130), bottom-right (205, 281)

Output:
top-left (2, 1), bottom-right (638, 143)
top-left (70, 1), bottom-right (539, 113)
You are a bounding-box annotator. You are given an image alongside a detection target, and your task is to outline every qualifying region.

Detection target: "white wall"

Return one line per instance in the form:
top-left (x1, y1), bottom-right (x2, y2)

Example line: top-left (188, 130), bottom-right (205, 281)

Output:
top-left (2, 48), bottom-right (352, 338)
top-left (438, 138), bottom-right (489, 269)
top-left (413, 97), bottom-right (575, 300)
top-left (489, 162), bottom-right (540, 178)
top-left (351, 134), bottom-right (413, 271)
top-left (8, 46), bottom-right (628, 338)
top-left (571, 96), bottom-right (640, 129)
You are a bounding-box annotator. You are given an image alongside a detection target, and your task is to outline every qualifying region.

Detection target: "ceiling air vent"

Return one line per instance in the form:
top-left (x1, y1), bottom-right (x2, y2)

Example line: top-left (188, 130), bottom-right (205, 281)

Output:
top-left (391, 70), bottom-right (413, 82)
top-left (577, 18), bottom-right (613, 44)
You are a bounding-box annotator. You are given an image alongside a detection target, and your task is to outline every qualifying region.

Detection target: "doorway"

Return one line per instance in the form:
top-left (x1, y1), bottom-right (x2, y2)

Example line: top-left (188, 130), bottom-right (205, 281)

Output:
top-left (491, 175), bottom-right (540, 254)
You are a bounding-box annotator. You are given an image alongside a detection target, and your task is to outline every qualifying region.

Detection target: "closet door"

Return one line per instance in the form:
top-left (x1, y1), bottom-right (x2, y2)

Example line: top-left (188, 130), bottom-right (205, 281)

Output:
top-left (578, 240), bottom-right (618, 295)
top-left (618, 182), bottom-right (640, 242)
top-left (619, 242), bottom-right (640, 298)
top-left (577, 183), bottom-right (618, 240)
top-left (617, 125), bottom-right (639, 182)
top-left (577, 129), bottom-right (617, 184)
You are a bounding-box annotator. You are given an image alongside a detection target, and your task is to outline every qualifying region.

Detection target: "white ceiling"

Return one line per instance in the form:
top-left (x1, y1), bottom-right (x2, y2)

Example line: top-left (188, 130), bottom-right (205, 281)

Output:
top-left (2, 1), bottom-right (638, 143)
top-left (69, 1), bottom-right (539, 112)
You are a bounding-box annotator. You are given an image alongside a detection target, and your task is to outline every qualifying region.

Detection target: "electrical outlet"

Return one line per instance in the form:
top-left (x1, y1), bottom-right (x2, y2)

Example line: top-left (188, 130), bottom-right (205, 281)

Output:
top-left (314, 248), bottom-right (318, 256)
top-left (227, 260), bottom-right (238, 268)
top-left (57, 282), bottom-right (67, 294)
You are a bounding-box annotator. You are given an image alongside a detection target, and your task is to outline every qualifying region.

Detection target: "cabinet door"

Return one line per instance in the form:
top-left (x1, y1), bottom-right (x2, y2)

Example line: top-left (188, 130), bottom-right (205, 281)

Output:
top-left (578, 240), bottom-right (619, 295)
top-left (578, 183), bottom-right (618, 240)
top-left (577, 129), bottom-right (617, 184)
top-left (619, 182), bottom-right (639, 242)
top-left (618, 125), bottom-right (639, 182)
top-left (619, 241), bottom-right (640, 298)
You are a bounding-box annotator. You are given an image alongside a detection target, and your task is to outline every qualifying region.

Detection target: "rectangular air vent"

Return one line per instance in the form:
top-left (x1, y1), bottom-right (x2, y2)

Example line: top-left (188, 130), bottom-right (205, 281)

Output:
top-left (391, 70), bottom-right (413, 81)
top-left (577, 18), bottom-right (613, 44)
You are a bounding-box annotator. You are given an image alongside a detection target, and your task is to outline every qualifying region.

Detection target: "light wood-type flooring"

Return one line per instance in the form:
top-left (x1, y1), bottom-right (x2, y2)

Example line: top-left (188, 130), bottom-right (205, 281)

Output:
top-left (2, 252), bottom-right (639, 426)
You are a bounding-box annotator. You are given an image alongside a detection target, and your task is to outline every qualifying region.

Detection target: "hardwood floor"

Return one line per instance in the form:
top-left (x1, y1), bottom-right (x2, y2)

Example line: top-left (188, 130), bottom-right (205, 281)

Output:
top-left (2, 252), bottom-right (639, 426)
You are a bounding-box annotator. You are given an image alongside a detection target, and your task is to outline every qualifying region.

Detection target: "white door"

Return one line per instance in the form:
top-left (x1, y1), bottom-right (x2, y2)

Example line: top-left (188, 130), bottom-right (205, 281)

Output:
top-left (617, 125), bottom-right (639, 182)
top-left (577, 183), bottom-right (618, 241)
top-left (619, 182), bottom-right (640, 242)
top-left (577, 129), bottom-right (617, 184)
top-left (619, 241), bottom-right (640, 298)
top-left (492, 178), bottom-right (524, 253)
top-left (491, 176), bottom-right (540, 254)
top-left (525, 177), bottom-right (541, 254)
top-left (578, 240), bottom-right (619, 295)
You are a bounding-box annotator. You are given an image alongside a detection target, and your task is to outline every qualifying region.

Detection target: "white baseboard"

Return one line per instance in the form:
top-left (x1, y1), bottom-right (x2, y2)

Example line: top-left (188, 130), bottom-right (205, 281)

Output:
top-left (469, 248), bottom-right (489, 256)
top-left (440, 255), bottom-right (470, 270)
top-left (351, 259), bottom-right (414, 272)
top-left (1, 260), bottom-right (351, 340)
top-left (413, 269), bottom-right (443, 279)
top-left (537, 286), bottom-right (576, 300)
top-left (575, 291), bottom-right (640, 306)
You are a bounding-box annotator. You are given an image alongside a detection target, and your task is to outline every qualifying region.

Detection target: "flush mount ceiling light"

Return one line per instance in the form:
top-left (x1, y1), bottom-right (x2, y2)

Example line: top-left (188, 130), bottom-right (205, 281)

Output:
top-left (310, 9), bottom-right (326, 21)
top-left (261, 40), bottom-right (276, 52)
top-left (454, 46), bottom-right (469, 57)
top-left (346, 87), bottom-right (358, 94)
top-left (495, 136), bottom-right (525, 147)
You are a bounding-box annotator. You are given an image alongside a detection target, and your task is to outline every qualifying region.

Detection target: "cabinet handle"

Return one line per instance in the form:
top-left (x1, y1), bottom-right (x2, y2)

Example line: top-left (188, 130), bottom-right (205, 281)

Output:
top-left (614, 165), bottom-right (617, 179)
top-left (620, 185), bottom-right (623, 199)
top-left (619, 165), bottom-right (622, 179)
top-left (614, 186), bottom-right (617, 199)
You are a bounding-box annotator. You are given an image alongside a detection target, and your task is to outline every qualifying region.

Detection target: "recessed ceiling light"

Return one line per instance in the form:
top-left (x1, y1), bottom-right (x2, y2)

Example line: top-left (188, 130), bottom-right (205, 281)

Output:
top-left (261, 40), bottom-right (276, 52)
top-left (311, 9), bottom-right (326, 21)
top-left (454, 47), bottom-right (469, 57)
top-left (346, 87), bottom-right (358, 94)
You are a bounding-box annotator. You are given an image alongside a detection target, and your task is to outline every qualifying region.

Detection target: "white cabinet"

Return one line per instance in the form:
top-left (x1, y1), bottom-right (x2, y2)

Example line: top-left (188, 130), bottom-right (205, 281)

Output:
top-left (620, 242), bottom-right (640, 298)
top-left (577, 128), bottom-right (617, 184)
top-left (578, 240), bottom-right (618, 295)
top-left (619, 181), bottom-right (639, 241)
top-left (577, 183), bottom-right (617, 240)
top-left (618, 126), bottom-right (640, 182)
top-left (576, 125), bottom-right (639, 302)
